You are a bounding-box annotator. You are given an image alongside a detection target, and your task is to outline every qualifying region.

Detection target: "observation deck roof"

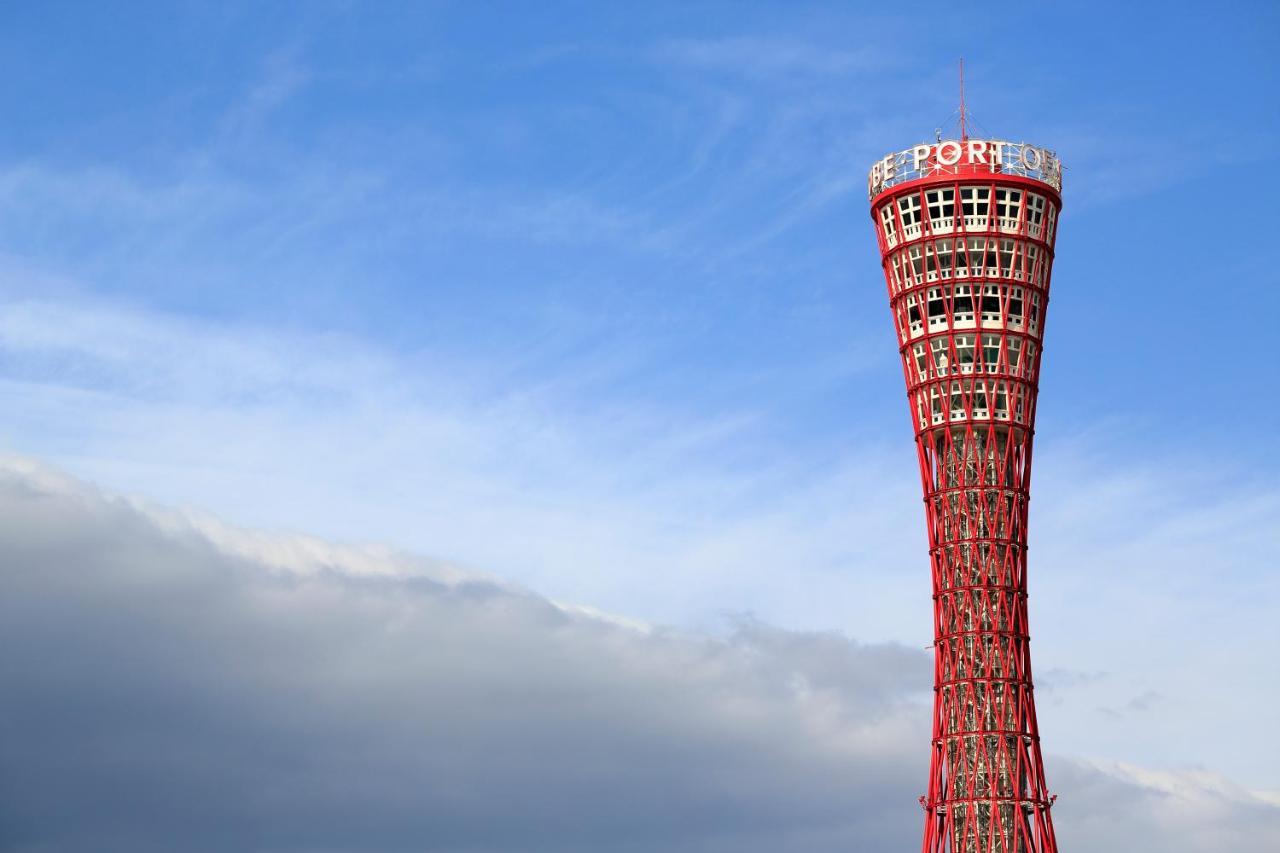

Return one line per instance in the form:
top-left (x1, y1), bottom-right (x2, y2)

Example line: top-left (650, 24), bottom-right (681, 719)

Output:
top-left (867, 139), bottom-right (1062, 202)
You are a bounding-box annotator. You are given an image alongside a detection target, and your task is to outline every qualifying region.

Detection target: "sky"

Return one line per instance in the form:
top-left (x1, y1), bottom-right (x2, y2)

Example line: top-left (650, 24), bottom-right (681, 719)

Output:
top-left (0, 1), bottom-right (1277, 850)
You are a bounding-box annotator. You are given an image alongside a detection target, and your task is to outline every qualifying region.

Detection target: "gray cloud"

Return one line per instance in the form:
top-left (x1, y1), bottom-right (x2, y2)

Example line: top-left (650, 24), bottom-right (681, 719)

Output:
top-left (0, 458), bottom-right (1274, 852)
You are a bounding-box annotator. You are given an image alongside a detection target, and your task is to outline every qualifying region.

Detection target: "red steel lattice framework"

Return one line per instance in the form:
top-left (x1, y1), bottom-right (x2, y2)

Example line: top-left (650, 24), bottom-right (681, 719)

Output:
top-left (866, 137), bottom-right (1063, 853)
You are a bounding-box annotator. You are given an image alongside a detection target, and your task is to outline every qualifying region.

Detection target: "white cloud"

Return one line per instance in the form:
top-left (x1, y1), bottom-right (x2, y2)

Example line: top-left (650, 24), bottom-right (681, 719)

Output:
top-left (0, 457), bottom-right (1275, 851)
top-left (0, 293), bottom-right (913, 633)
top-left (2, 291), bottom-right (1278, 795)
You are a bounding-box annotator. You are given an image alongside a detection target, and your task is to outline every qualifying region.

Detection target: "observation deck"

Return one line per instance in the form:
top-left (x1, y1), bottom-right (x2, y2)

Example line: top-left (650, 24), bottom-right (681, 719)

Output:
top-left (868, 139), bottom-right (1062, 202)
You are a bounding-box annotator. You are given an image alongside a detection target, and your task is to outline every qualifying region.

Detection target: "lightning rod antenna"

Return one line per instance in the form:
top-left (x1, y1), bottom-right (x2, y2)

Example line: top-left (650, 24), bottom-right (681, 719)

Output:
top-left (959, 57), bottom-right (968, 142)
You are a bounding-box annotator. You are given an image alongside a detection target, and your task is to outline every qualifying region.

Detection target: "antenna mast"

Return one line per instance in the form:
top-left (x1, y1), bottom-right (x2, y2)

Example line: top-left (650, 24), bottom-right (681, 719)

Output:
top-left (959, 57), bottom-right (968, 142)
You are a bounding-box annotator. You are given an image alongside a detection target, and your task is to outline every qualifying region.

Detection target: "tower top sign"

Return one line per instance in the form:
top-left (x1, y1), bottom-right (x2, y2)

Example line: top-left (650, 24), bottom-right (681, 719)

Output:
top-left (867, 138), bottom-right (1062, 200)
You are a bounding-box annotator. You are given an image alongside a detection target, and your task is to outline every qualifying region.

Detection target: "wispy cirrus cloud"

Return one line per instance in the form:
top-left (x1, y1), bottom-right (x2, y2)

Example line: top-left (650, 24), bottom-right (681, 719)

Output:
top-left (654, 36), bottom-right (886, 78)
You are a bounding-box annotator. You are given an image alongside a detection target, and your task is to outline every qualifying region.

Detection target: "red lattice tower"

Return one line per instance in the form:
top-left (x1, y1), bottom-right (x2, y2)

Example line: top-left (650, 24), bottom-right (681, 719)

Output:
top-left (866, 135), bottom-right (1063, 853)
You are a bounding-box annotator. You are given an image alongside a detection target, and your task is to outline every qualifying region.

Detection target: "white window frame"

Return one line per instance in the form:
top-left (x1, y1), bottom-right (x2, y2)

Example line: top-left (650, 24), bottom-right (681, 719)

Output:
top-left (981, 284), bottom-right (1002, 325)
top-left (1000, 239), bottom-right (1018, 278)
top-left (929, 337), bottom-right (950, 376)
top-left (926, 187), bottom-right (955, 234)
top-left (954, 334), bottom-right (976, 374)
top-left (981, 333), bottom-right (1002, 373)
top-left (907, 245), bottom-right (924, 283)
top-left (953, 284), bottom-right (976, 328)
top-left (1025, 244), bottom-right (1041, 285)
top-left (880, 205), bottom-right (898, 248)
top-left (904, 293), bottom-right (924, 337)
top-left (926, 287), bottom-right (946, 330)
top-left (898, 194), bottom-right (922, 239)
top-left (960, 186), bottom-right (990, 229)
top-left (996, 188), bottom-right (1023, 233)
top-left (912, 342), bottom-right (929, 380)
top-left (1026, 194), bottom-right (1046, 237)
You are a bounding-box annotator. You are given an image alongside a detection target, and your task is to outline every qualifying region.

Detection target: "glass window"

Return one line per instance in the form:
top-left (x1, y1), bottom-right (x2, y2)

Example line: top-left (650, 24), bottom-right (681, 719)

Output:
top-left (982, 334), bottom-right (1001, 371)
top-left (929, 386), bottom-right (944, 424)
top-left (972, 381), bottom-right (989, 415)
top-left (955, 335), bottom-right (975, 372)
top-left (952, 285), bottom-right (975, 322)
top-left (949, 382), bottom-right (965, 418)
top-left (996, 188), bottom-right (1023, 231)
top-left (981, 287), bottom-right (1002, 319)
top-left (1000, 239), bottom-right (1017, 277)
top-left (967, 237), bottom-right (989, 273)
top-left (984, 239), bottom-right (998, 271)
top-left (895, 306), bottom-right (912, 343)
top-left (926, 187), bottom-right (955, 231)
top-left (913, 343), bottom-right (929, 378)
top-left (927, 288), bottom-right (945, 322)
top-left (898, 194), bottom-right (922, 235)
top-left (907, 245), bottom-right (924, 280)
top-left (960, 186), bottom-right (990, 226)
top-left (953, 239), bottom-right (970, 274)
top-left (880, 205), bottom-right (898, 246)
top-left (935, 239), bottom-right (953, 278)
top-left (1025, 244), bottom-right (1041, 284)
top-left (930, 337), bottom-right (950, 374)
top-left (1026, 194), bottom-right (1046, 238)
top-left (983, 286), bottom-right (1003, 324)
top-left (904, 295), bottom-right (923, 337)
top-left (1045, 204), bottom-right (1058, 243)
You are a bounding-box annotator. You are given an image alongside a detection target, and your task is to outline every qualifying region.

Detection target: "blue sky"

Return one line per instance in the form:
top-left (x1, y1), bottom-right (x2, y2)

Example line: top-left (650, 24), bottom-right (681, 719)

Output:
top-left (0, 2), bottom-right (1277, 848)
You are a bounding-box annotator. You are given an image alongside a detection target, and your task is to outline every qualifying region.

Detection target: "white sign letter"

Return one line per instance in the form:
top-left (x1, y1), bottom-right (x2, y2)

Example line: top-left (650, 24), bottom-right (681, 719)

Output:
top-left (911, 145), bottom-right (931, 174)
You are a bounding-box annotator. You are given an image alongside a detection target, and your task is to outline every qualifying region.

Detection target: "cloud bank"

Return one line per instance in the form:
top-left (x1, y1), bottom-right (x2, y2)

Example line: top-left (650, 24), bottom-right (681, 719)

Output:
top-left (0, 458), bottom-right (1275, 852)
